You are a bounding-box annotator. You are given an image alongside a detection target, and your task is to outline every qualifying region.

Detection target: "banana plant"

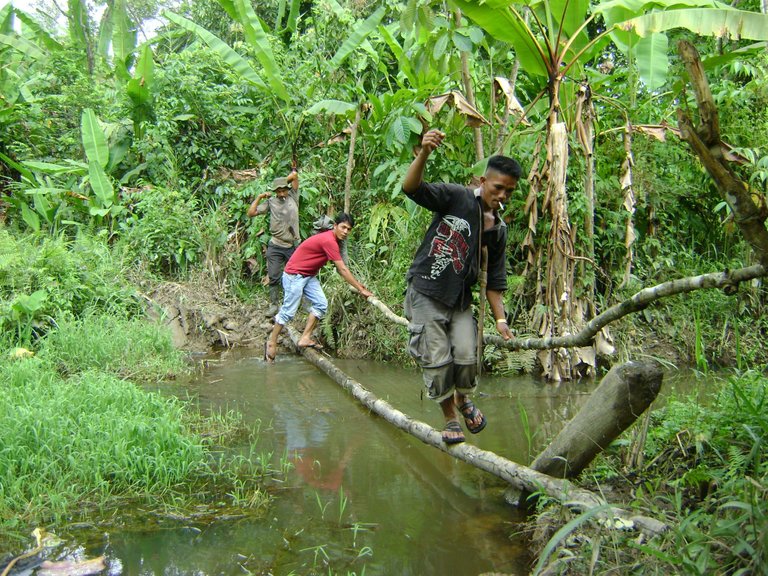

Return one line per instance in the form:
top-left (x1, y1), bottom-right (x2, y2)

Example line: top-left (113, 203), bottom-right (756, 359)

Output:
top-left (98, 0), bottom-right (138, 81)
top-left (164, 0), bottom-right (288, 103)
top-left (598, 0), bottom-right (768, 92)
top-left (447, 0), bottom-right (768, 380)
top-left (125, 43), bottom-right (154, 140)
top-left (5, 109), bottom-right (125, 232)
top-left (0, 4), bottom-right (62, 114)
top-left (82, 108), bottom-right (121, 219)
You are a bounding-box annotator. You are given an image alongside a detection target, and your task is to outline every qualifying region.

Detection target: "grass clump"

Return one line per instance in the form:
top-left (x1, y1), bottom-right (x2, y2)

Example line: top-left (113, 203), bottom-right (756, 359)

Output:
top-left (39, 312), bottom-right (188, 382)
top-left (531, 371), bottom-right (768, 575)
top-left (0, 357), bottom-right (208, 530)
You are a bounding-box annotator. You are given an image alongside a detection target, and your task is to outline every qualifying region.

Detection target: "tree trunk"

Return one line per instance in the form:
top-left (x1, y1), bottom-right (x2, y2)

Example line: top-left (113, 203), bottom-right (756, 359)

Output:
top-left (537, 120), bottom-right (576, 381)
top-left (530, 360), bottom-right (663, 479)
top-left (619, 121), bottom-right (637, 289)
top-left (343, 105), bottom-right (361, 214)
top-left (486, 264), bottom-right (766, 351)
top-left (575, 81), bottom-right (596, 304)
top-left (454, 9), bottom-right (484, 162)
top-left (677, 40), bottom-right (768, 269)
top-left (357, 264), bottom-right (767, 352)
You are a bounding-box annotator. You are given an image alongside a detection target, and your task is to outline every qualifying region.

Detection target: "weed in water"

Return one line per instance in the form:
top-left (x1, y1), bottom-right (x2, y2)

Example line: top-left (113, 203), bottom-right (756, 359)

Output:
top-left (337, 486), bottom-right (347, 524)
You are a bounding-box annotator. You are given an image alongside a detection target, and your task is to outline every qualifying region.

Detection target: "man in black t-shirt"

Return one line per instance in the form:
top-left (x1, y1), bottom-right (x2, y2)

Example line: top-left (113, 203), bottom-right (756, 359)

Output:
top-left (402, 129), bottom-right (522, 445)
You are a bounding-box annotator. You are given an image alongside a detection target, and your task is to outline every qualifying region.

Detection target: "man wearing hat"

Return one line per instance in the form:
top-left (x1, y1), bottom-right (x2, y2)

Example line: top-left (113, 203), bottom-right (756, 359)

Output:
top-left (247, 168), bottom-right (300, 317)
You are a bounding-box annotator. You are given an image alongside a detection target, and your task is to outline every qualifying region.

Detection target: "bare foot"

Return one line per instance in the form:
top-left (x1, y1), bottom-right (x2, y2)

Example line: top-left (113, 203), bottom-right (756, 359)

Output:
top-left (264, 341), bottom-right (276, 363)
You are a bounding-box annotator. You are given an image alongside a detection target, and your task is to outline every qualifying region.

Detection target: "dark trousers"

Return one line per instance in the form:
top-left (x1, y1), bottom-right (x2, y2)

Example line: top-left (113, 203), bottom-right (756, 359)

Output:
top-left (266, 243), bottom-right (296, 287)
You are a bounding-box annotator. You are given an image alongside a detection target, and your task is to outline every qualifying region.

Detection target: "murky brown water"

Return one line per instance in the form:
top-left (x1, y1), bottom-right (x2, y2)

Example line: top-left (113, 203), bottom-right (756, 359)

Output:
top-left (24, 350), bottom-right (706, 575)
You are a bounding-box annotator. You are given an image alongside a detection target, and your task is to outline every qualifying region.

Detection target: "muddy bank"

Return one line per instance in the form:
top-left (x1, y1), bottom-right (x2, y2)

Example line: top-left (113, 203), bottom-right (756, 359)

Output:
top-left (142, 274), bottom-right (273, 353)
top-left (141, 273), bottom-right (691, 370)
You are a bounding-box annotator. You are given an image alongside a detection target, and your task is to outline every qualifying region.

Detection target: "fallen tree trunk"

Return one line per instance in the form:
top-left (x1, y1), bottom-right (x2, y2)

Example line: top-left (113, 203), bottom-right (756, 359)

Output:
top-left (284, 325), bottom-right (666, 535)
top-left (531, 360), bottom-right (663, 478)
top-left (519, 361), bottom-right (663, 509)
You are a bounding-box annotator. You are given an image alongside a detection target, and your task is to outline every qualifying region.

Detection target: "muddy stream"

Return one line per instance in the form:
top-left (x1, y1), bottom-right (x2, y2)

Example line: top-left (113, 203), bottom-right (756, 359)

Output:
top-left (28, 350), bottom-right (702, 575)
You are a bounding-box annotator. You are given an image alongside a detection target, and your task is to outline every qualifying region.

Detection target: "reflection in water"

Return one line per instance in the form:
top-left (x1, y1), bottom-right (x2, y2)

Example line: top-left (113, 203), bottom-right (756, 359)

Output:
top-left (66, 350), bottom-right (702, 575)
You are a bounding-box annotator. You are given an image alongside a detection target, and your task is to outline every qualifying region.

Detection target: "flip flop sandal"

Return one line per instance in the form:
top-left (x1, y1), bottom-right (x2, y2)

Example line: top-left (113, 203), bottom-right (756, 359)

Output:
top-left (441, 420), bottom-right (466, 445)
top-left (459, 401), bottom-right (487, 434)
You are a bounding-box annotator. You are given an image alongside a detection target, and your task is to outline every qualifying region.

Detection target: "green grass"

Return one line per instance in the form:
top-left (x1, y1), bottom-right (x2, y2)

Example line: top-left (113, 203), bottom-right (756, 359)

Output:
top-left (0, 357), bottom-right (208, 528)
top-left (39, 312), bottom-right (188, 382)
top-left (0, 312), bottom-right (273, 541)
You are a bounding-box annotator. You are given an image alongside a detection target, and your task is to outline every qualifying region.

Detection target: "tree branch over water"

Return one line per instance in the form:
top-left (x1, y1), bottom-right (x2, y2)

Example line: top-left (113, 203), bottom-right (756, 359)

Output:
top-left (486, 264), bottom-right (765, 350)
top-left (365, 265), bottom-right (766, 351)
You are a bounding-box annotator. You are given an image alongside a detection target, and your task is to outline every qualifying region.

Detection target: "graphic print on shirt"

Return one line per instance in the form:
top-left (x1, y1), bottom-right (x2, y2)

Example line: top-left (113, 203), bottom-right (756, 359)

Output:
top-left (426, 215), bottom-right (471, 279)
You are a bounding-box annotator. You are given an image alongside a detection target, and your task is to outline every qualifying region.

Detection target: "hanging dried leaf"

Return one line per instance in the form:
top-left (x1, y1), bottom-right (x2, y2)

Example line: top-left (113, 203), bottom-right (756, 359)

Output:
top-left (424, 91), bottom-right (490, 127)
top-left (625, 219), bottom-right (637, 248)
top-left (633, 125), bottom-right (670, 142)
top-left (493, 76), bottom-right (530, 126)
top-left (312, 127), bottom-right (352, 148)
top-left (596, 328), bottom-right (615, 356)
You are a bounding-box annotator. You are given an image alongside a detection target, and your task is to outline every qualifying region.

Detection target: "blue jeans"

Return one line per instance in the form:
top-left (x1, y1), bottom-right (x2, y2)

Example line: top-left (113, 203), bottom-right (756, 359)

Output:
top-left (275, 273), bottom-right (327, 325)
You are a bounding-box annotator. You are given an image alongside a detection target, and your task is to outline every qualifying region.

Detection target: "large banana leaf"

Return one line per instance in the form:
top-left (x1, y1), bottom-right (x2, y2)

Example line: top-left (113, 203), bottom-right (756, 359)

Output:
top-left (450, 0), bottom-right (548, 77)
top-left (274, 0), bottom-right (285, 30)
top-left (329, 6), bottom-right (386, 70)
top-left (81, 109), bottom-right (109, 169)
top-left (88, 161), bottom-right (115, 208)
top-left (598, 0), bottom-right (731, 28)
top-left (1, 4), bottom-right (12, 34)
top-left (619, 8), bottom-right (768, 40)
top-left (68, 0), bottom-right (88, 50)
top-left (21, 161), bottom-right (83, 175)
top-left (164, 11), bottom-right (267, 91)
top-left (306, 99), bottom-right (356, 115)
top-left (211, 0), bottom-right (239, 22)
top-left (127, 44), bottom-right (155, 139)
top-left (126, 44), bottom-right (154, 107)
top-left (231, 0), bottom-right (289, 102)
top-left (533, 0), bottom-right (591, 41)
top-left (11, 10), bottom-right (63, 51)
top-left (378, 24), bottom-right (417, 88)
top-left (112, 0), bottom-right (137, 71)
top-left (0, 151), bottom-right (32, 181)
top-left (98, 5), bottom-right (114, 63)
top-left (636, 32), bottom-right (668, 91)
top-left (285, 0), bottom-right (300, 33)
top-left (0, 32), bottom-right (46, 60)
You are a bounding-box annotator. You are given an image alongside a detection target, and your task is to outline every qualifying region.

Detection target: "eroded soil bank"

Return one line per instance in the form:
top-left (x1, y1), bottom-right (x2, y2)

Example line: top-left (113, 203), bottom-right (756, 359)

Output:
top-left (143, 273), bottom-right (688, 370)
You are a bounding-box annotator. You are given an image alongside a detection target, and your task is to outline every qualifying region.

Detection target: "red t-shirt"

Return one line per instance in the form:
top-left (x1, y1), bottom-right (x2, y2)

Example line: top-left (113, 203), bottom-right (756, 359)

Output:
top-left (284, 230), bottom-right (341, 277)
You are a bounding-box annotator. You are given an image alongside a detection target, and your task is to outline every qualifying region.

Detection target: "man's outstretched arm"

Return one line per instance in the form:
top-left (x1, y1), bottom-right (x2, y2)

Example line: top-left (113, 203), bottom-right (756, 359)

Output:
top-left (333, 260), bottom-right (372, 298)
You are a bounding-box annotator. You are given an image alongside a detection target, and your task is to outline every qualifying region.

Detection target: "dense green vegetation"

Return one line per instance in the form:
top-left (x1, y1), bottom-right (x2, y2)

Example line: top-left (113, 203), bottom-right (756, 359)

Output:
top-left (531, 371), bottom-right (768, 574)
top-left (0, 232), bottom-right (270, 552)
top-left (1, 0), bottom-right (767, 572)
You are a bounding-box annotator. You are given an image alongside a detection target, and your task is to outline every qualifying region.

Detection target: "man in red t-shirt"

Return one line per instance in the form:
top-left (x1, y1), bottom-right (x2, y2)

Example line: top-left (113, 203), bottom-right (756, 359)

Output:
top-left (265, 213), bottom-right (372, 362)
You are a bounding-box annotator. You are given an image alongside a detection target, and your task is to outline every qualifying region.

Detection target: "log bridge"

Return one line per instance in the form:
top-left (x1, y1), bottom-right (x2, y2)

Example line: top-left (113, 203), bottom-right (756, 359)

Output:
top-left (284, 324), bottom-right (667, 535)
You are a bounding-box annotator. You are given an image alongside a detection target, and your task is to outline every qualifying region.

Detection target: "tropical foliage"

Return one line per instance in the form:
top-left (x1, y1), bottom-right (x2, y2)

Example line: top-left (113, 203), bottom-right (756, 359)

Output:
top-left (1, 0), bottom-right (767, 569)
